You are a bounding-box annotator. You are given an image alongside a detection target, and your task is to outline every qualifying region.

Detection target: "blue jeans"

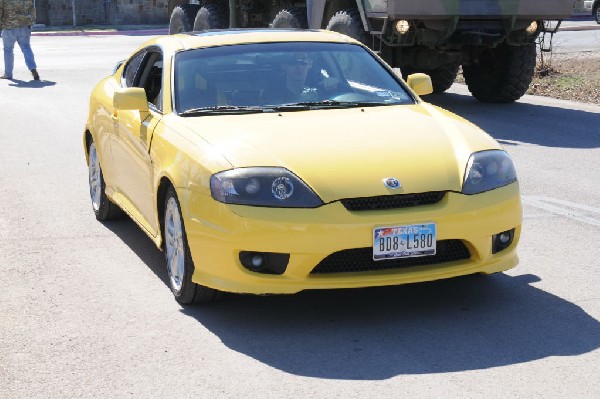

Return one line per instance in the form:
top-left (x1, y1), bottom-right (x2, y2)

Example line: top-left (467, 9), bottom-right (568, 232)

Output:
top-left (2, 26), bottom-right (37, 78)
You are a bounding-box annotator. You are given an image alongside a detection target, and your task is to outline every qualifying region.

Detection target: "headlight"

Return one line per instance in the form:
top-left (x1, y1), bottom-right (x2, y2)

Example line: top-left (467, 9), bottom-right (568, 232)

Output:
top-left (462, 150), bottom-right (517, 195)
top-left (210, 167), bottom-right (323, 208)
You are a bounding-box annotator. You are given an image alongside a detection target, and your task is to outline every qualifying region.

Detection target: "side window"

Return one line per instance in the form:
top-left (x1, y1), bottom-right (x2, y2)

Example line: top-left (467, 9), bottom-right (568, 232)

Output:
top-left (122, 51), bottom-right (146, 88)
top-left (137, 52), bottom-right (164, 111)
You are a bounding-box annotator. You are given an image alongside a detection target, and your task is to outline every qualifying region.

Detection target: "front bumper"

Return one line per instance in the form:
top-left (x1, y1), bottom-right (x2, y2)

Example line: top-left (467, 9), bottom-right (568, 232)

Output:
top-left (182, 183), bottom-right (522, 294)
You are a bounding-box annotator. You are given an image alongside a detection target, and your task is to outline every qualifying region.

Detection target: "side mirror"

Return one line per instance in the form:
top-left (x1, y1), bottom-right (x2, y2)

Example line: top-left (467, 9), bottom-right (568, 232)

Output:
top-left (406, 73), bottom-right (433, 96)
top-left (113, 87), bottom-right (149, 112)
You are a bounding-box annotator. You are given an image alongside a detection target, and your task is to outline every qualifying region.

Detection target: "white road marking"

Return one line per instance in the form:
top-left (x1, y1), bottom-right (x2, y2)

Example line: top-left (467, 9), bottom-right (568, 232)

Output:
top-left (522, 196), bottom-right (600, 227)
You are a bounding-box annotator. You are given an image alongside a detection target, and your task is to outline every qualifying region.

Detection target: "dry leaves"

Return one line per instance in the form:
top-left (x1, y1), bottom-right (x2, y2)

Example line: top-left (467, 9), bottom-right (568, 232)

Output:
top-left (529, 52), bottom-right (600, 105)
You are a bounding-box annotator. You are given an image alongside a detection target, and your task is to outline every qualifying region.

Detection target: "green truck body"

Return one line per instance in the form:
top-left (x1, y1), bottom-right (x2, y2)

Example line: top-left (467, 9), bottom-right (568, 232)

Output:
top-left (166, 0), bottom-right (575, 102)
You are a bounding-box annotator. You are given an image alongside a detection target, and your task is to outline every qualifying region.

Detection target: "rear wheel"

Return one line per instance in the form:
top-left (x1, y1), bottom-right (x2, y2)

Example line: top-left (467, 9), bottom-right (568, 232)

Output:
top-left (462, 43), bottom-right (536, 103)
top-left (193, 4), bottom-right (229, 31)
top-left (163, 186), bottom-right (221, 304)
top-left (271, 8), bottom-right (308, 28)
top-left (594, 3), bottom-right (600, 24)
top-left (325, 9), bottom-right (367, 44)
top-left (88, 140), bottom-right (123, 221)
top-left (169, 4), bottom-right (200, 34)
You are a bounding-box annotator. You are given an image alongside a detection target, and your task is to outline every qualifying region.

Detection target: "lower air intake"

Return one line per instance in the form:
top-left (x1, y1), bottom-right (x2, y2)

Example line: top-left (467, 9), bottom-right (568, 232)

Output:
top-left (311, 240), bottom-right (470, 274)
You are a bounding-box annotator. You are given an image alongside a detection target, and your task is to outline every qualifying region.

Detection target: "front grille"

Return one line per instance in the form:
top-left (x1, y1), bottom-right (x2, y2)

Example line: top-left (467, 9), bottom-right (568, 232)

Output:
top-left (311, 240), bottom-right (470, 274)
top-left (340, 192), bottom-right (446, 211)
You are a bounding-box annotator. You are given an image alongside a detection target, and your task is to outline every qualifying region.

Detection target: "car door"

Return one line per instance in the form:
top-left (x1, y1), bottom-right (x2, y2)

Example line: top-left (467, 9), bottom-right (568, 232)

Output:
top-left (111, 48), bottom-right (164, 236)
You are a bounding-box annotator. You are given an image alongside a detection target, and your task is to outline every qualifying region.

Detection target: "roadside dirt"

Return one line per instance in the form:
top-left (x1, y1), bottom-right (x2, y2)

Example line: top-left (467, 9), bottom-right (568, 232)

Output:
top-left (456, 52), bottom-right (600, 105)
top-left (528, 52), bottom-right (600, 105)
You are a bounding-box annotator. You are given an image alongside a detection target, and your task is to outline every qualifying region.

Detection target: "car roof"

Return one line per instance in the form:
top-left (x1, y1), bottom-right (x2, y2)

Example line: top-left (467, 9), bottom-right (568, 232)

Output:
top-left (144, 29), bottom-right (362, 53)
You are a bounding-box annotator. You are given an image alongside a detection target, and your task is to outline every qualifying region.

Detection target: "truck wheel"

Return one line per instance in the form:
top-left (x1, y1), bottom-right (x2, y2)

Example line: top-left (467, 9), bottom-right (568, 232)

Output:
top-left (403, 63), bottom-right (460, 94)
top-left (169, 4), bottom-right (200, 34)
top-left (462, 43), bottom-right (536, 103)
top-left (325, 9), bottom-right (367, 44)
top-left (193, 4), bottom-right (229, 31)
top-left (594, 3), bottom-right (600, 24)
top-left (271, 8), bottom-right (308, 28)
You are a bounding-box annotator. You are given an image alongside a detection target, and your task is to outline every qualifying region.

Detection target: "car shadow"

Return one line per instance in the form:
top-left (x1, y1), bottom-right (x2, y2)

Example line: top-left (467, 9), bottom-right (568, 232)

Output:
top-left (101, 216), bottom-right (169, 287)
top-left (424, 91), bottom-right (600, 149)
top-left (178, 274), bottom-right (600, 379)
top-left (104, 217), bottom-right (600, 380)
top-left (8, 78), bottom-right (57, 88)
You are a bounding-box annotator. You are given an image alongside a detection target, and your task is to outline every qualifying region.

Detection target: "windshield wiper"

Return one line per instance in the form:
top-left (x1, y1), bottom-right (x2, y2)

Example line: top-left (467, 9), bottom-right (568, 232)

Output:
top-left (274, 100), bottom-right (390, 111)
top-left (179, 105), bottom-right (266, 116)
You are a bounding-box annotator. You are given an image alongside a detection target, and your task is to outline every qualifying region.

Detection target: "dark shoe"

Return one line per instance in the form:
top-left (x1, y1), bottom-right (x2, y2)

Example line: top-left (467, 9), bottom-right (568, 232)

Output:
top-left (31, 69), bottom-right (40, 81)
top-left (0, 75), bottom-right (12, 79)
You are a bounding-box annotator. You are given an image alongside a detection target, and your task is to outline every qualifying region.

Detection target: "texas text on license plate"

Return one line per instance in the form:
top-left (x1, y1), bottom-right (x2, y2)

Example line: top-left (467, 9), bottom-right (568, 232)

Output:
top-left (373, 223), bottom-right (436, 260)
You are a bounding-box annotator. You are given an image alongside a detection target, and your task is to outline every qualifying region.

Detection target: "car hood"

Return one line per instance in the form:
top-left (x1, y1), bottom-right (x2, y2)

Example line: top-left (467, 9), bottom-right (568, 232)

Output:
top-left (177, 104), bottom-right (501, 202)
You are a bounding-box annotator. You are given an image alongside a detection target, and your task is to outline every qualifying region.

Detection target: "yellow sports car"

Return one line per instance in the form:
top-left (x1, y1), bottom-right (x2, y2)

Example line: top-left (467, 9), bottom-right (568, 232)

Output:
top-left (84, 29), bottom-right (522, 304)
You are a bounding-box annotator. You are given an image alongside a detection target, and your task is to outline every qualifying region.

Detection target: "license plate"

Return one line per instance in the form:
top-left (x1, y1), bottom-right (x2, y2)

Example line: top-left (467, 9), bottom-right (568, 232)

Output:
top-left (373, 223), bottom-right (436, 260)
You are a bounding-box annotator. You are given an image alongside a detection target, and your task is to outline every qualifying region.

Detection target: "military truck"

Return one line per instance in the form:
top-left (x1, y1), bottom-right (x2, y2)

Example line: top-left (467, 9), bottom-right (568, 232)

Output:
top-left (166, 0), bottom-right (573, 103)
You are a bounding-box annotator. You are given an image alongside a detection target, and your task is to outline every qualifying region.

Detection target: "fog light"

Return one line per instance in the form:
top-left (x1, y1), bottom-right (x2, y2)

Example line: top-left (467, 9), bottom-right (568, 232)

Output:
top-left (498, 232), bottom-right (511, 244)
top-left (239, 251), bottom-right (290, 275)
top-left (251, 254), bottom-right (264, 268)
top-left (492, 229), bottom-right (515, 254)
top-left (525, 21), bottom-right (538, 35)
top-left (395, 20), bottom-right (411, 35)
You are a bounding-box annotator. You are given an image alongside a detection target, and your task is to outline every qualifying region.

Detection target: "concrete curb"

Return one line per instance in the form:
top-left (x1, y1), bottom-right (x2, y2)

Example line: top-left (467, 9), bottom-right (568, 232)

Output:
top-left (31, 22), bottom-right (600, 37)
top-left (558, 25), bottom-right (600, 31)
top-left (32, 28), bottom-right (168, 37)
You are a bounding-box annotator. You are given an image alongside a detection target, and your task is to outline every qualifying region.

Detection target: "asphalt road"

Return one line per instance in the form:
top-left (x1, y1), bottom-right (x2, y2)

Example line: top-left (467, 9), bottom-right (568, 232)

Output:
top-left (0, 34), bottom-right (599, 398)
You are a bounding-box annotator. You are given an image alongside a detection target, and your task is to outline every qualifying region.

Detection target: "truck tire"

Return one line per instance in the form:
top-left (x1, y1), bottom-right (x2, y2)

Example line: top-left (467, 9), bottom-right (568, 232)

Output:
top-left (325, 9), bottom-right (367, 44)
top-left (271, 8), bottom-right (308, 28)
top-left (462, 43), bottom-right (536, 103)
top-left (169, 4), bottom-right (200, 34)
top-left (594, 3), bottom-right (600, 24)
top-left (403, 63), bottom-right (460, 94)
top-left (193, 4), bottom-right (229, 31)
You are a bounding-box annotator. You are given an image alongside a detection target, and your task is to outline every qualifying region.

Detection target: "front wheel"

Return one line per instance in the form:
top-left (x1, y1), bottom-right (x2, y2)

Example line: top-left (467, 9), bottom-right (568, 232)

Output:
top-left (325, 9), bottom-right (367, 44)
top-left (193, 4), bottom-right (229, 31)
top-left (594, 3), bottom-right (600, 24)
top-left (163, 186), bottom-right (221, 304)
top-left (271, 8), bottom-right (308, 28)
top-left (88, 140), bottom-right (123, 221)
top-left (402, 63), bottom-right (460, 94)
top-left (462, 43), bottom-right (536, 103)
top-left (169, 4), bottom-right (200, 34)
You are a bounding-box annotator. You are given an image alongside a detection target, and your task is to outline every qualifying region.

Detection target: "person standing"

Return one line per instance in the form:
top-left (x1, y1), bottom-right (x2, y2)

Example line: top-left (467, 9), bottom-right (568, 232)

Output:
top-left (0, 0), bottom-right (39, 80)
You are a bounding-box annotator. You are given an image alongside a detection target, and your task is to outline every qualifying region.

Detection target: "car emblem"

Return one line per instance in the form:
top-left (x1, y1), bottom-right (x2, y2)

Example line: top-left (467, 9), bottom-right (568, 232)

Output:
top-left (383, 177), bottom-right (401, 189)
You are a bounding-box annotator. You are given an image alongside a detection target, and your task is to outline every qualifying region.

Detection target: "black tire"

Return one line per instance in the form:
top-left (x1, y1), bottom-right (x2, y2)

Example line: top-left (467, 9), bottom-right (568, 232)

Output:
top-left (169, 4), bottom-right (200, 34)
top-left (402, 63), bottom-right (460, 94)
top-left (325, 9), bottom-right (367, 44)
top-left (462, 43), bottom-right (536, 103)
top-left (88, 140), bottom-right (123, 221)
top-left (594, 3), bottom-right (600, 24)
top-left (193, 4), bottom-right (229, 31)
top-left (271, 8), bottom-right (308, 29)
top-left (163, 186), bottom-right (221, 304)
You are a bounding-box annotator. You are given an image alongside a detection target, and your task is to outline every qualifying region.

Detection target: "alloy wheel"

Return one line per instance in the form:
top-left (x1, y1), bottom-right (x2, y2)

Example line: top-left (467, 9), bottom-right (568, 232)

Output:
top-left (165, 196), bottom-right (185, 294)
top-left (88, 142), bottom-right (102, 213)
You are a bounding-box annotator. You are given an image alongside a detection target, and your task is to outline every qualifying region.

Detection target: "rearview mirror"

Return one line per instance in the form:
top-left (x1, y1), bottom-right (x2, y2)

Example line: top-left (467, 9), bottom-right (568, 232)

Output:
top-left (113, 87), bottom-right (149, 112)
top-left (406, 73), bottom-right (433, 96)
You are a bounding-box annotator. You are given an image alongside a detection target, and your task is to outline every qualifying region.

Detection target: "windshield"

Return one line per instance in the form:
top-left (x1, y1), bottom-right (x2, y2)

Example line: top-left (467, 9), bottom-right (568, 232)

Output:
top-left (173, 42), bottom-right (414, 115)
